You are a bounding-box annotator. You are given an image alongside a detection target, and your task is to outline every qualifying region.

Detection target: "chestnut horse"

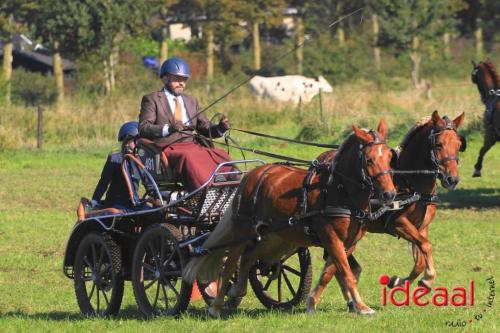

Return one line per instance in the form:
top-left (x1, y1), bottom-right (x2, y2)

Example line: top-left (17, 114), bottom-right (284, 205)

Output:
top-left (307, 111), bottom-right (465, 313)
top-left (184, 120), bottom-right (397, 317)
top-left (471, 59), bottom-right (500, 177)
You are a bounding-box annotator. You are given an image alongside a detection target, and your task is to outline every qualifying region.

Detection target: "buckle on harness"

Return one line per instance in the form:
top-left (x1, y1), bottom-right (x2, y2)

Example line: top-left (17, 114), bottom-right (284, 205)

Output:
top-left (255, 220), bottom-right (268, 242)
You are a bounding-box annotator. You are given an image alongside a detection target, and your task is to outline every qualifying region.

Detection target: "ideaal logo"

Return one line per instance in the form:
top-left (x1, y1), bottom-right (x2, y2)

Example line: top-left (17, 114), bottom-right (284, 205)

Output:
top-left (378, 274), bottom-right (495, 328)
top-left (378, 274), bottom-right (474, 306)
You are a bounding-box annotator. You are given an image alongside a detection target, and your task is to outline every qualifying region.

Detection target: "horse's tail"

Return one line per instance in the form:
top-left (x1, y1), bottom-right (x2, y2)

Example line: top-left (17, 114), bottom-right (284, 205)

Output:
top-left (184, 204), bottom-right (238, 283)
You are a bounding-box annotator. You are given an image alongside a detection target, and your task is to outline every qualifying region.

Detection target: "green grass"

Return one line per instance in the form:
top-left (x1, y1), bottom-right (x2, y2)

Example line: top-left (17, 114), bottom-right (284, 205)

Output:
top-left (0, 128), bottom-right (499, 332)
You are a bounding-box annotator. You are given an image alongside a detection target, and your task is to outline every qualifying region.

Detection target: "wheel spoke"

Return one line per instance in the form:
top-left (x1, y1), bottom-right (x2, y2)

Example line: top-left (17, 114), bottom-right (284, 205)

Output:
top-left (165, 279), bottom-right (180, 299)
top-left (277, 271), bottom-right (283, 302)
top-left (161, 282), bottom-right (169, 309)
top-left (282, 270), bottom-right (296, 297)
top-left (152, 280), bottom-right (161, 310)
top-left (144, 277), bottom-right (159, 290)
top-left (96, 285), bottom-right (100, 312)
top-left (83, 256), bottom-right (92, 268)
top-left (163, 251), bottom-right (176, 268)
top-left (148, 243), bottom-right (157, 262)
top-left (281, 251), bottom-right (295, 263)
top-left (282, 265), bottom-right (301, 277)
top-left (142, 262), bottom-right (155, 273)
top-left (263, 275), bottom-right (273, 291)
top-left (88, 282), bottom-right (96, 300)
top-left (102, 289), bottom-right (110, 307)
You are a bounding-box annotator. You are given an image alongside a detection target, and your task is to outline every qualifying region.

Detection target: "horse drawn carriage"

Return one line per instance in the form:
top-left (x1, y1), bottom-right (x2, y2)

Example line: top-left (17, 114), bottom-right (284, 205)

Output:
top-left (62, 138), bottom-right (313, 318)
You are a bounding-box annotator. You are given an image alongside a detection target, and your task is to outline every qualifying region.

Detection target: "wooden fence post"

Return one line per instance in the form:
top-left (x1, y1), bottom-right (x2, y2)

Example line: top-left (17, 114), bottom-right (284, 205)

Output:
top-left (319, 88), bottom-right (324, 124)
top-left (37, 106), bottom-right (43, 149)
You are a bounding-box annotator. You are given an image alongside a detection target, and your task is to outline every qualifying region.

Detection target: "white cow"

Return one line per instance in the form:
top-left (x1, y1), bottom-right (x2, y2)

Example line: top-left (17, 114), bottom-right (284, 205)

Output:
top-left (249, 75), bottom-right (333, 105)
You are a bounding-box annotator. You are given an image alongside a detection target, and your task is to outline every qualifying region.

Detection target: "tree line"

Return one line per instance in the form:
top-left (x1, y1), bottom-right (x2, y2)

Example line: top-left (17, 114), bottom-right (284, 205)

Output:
top-left (0, 0), bottom-right (498, 105)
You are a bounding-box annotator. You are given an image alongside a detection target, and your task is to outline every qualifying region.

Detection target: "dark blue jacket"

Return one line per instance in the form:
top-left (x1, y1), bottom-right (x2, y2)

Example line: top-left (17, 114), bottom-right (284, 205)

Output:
top-left (92, 152), bottom-right (144, 208)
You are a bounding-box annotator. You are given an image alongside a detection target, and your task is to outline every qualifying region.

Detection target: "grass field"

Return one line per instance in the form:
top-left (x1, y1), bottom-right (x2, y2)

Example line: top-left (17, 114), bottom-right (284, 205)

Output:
top-left (0, 121), bottom-right (499, 333)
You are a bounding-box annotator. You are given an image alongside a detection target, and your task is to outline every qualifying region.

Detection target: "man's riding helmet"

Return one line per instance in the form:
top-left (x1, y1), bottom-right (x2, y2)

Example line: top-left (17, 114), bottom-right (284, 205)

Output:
top-left (118, 121), bottom-right (139, 142)
top-left (159, 57), bottom-right (191, 79)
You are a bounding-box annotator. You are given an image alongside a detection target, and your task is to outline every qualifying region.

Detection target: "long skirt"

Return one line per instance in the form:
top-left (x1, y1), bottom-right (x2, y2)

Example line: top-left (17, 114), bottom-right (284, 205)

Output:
top-left (163, 142), bottom-right (233, 192)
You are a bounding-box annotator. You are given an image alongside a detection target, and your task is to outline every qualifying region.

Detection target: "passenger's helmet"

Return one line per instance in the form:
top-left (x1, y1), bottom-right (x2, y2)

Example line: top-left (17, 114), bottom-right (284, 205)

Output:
top-left (159, 57), bottom-right (191, 78)
top-left (118, 121), bottom-right (139, 142)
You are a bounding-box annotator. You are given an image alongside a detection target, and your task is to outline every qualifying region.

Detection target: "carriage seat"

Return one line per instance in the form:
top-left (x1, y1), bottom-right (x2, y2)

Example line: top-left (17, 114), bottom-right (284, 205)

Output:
top-left (135, 138), bottom-right (177, 188)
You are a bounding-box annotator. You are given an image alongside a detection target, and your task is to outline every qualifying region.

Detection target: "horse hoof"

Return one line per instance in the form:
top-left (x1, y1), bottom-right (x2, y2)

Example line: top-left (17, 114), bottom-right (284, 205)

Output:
top-left (306, 307), bottom-right (316, 314)
top-left (472, 169), bottom-right (481, 177)
top-left (418, 280), bottom-right (432, 291)
top-left (208, 306), bottom-right (221, 319)
top-left (388, 276), bottom-right (401, 289)
top-left (357, 307), bottom-right (376, 316)
top-left (225, 296), bottom-right (243, 309)
top-left (306, 297), bottom-right (317, 314)
top-left (347, 301), bottom-right (356, 313)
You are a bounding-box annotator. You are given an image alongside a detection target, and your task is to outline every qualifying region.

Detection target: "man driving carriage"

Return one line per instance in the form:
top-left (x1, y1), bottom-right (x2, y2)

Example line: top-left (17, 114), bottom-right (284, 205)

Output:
top-left (138, 57), bottom-right (233, 192)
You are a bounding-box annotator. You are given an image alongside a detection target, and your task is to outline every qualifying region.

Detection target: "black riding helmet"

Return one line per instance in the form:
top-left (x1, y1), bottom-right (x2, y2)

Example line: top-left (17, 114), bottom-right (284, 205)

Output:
top-left (118, 121), bottom-right (139, 142)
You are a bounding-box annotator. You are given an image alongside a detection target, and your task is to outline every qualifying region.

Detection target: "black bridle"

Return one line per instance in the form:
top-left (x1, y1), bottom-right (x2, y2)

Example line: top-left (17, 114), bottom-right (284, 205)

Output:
top-left (358, 130), bottom-right (394, 188)
top-left (428, 117), bottom-right (464, 179)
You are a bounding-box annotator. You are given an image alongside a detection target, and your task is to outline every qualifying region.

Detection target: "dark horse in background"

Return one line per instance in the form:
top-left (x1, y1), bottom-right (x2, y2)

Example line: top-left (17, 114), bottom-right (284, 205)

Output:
top-left (308, 111), bottom-right (465, 312)
top-left (184, 120), bottom-right (396, 317)
top-left (471, 59), bottom-right (500, 177)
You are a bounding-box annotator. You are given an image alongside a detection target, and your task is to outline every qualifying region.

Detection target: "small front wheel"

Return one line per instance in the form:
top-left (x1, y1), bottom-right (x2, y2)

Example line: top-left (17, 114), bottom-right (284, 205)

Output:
top-left (74, 233), bottom-right (124, 316)
top-left (131, 223), bottom-right (192, 318)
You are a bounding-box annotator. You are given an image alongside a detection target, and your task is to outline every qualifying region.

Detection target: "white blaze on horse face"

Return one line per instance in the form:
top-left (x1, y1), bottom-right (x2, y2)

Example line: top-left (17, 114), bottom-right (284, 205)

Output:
top-left (378, 146), bottom-right (382, 157)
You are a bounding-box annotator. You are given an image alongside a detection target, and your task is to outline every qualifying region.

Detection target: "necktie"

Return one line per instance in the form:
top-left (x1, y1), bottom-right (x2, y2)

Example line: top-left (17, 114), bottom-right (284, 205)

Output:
top-left (174, 97), bottom-right (183, 122)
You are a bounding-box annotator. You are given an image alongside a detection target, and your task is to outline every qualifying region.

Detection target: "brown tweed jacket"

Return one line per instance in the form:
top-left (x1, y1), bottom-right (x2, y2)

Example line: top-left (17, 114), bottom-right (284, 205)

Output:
top-left (138, 89), bottom-right (222, 147)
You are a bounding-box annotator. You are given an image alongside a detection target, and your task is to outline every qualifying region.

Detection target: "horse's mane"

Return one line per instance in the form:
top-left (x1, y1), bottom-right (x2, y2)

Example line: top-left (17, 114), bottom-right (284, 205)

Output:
top-left (483, 60), bottom-right (500, 88)
top-left (396, 116), bottom-right (431, 152)
top-left (331, 133), bottom-right (357, 168)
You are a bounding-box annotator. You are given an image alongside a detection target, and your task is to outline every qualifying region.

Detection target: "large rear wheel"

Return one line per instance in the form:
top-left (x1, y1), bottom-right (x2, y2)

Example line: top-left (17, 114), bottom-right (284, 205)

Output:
top-left (249, 247), bottom-right (312, 309)
top-left (131, 223), bottom-right (192, 318)
top-left (74, 233), bottom-right (124, 316)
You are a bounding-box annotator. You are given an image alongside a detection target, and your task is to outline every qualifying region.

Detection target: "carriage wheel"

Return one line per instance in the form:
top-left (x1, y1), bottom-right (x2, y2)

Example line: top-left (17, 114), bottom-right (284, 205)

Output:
top-left (131, 223), bottom-right (192, 318)
top-left (249, 247), bottom-right (312, 309)
top-left (197, 263), bottom-right (242, 309)
top-left (74, 233), bottom-right (124, 316)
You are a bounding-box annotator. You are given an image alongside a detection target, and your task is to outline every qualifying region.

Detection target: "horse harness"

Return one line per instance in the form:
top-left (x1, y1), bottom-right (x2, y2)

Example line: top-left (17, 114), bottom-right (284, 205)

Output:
top-left (234, 130), bottom-right (396, 242)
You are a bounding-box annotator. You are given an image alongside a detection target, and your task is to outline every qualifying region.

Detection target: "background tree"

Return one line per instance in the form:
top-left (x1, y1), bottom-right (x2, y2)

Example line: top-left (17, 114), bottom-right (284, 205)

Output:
top-left (31, 0), bottom-right (91, 104)
top-left (459, 0), bottom-right (500, 60)
top-left (84, 0), bottom-right (147, 95)
top-left (148, 0), bottom-right (179, 70)
top-left (234, 0), bottom-right (286, 71)
top-left (372, 0), bottom-right (461, 88)
top-left (0, 1), bottom-right (36, 105)
top-left (172, 0), bottom-right (241, 80)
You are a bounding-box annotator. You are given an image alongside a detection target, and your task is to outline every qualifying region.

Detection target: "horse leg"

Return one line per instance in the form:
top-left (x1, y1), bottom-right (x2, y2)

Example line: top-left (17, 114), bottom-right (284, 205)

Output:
top-left (473, 125), bottom-right (496, 177)
top-left (319, 226), bottom-right (374, 315)
top-left (208, 244), bottom-right (246, 318)
top-left (393, 218), bottom-right (436, 289)
top-left (307, 256), bottom-right (336, 313)
top-left (228, 236), bottom-right (292, 305)
top-left (307, 254), bottom-right (361, 313)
